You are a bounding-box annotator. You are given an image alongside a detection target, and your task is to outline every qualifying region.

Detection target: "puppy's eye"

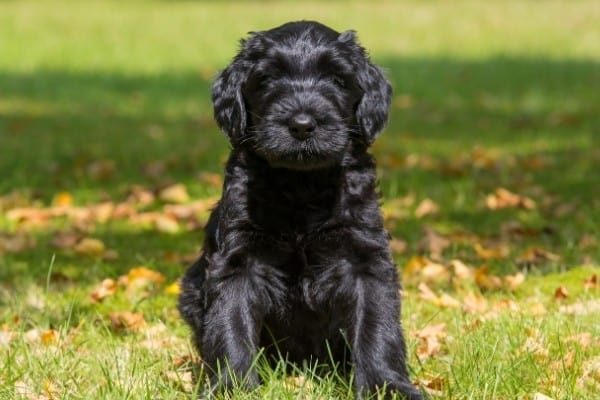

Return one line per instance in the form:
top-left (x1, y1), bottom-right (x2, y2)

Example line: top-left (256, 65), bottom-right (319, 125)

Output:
top-left (332, 75), bottom-right (347, 88)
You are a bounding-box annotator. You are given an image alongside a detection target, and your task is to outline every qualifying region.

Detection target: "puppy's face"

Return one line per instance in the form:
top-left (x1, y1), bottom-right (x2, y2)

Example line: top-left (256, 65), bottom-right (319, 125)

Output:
top-left (212, 21), bottom-right (392, 170)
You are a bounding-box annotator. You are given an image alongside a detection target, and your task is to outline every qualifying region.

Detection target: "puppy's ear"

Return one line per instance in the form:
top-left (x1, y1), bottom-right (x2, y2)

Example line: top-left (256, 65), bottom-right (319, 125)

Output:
top-left (341, 31), bottom-right (392, 145)
top-left (211, 38), bottom-right (255, 144)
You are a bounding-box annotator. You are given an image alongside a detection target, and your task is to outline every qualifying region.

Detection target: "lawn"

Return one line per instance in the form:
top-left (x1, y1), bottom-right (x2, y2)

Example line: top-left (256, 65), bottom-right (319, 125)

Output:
top-left (1, 1), bottom-right (599, 399)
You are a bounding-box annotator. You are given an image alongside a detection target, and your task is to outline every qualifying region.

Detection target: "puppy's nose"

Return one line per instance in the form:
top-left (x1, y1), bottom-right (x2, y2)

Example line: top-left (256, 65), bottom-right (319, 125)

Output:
top-left (288, 114), bottom-right (316, 140)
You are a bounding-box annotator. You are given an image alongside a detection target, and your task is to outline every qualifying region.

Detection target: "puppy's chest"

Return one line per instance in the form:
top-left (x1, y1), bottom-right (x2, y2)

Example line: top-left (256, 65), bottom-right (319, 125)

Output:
top-left (248, 185), bottom-right (338, 234)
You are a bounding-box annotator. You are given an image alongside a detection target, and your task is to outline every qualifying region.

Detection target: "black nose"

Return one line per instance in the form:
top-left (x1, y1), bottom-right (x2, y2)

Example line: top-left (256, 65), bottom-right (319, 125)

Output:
top-left (288, 113), bottom-right (317, 140)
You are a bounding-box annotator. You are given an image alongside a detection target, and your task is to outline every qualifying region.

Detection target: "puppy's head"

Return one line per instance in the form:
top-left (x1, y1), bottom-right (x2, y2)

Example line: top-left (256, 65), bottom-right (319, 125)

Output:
top-left (212, 21), bottom-right (392, 170)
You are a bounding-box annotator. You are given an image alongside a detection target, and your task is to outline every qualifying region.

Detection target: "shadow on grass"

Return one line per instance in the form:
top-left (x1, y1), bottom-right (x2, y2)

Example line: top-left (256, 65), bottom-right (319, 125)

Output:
top-left (1, 56), bottom-right (598, 280)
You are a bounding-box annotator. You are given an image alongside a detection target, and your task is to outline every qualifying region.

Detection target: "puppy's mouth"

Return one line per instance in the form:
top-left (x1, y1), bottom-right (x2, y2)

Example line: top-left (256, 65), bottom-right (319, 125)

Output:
top-left (250, 124), bottom-right (350, 171)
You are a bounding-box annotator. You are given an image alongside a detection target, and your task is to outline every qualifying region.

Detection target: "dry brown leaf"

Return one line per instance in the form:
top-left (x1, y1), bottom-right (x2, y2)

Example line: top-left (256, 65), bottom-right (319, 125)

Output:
top-left (421, 261), bottom-right (450, 284)
top-left (154, 215), bottom-right (180, 234)
top-left (198, 172), bottom-right (223, 188)
top-left (165, 370), bottom-right (194, 393)
top-left (554, 286), bottom-right (569, 300)
top-left (463, 292), bottom-right (488, 314)
top-left (485, 187), bottom-right (536, 210)
top-left (577, 356), bottom-right (600, 390)
top-left (73, 238), bottom-right (106, 257)
top-left (438, 293), bottom-right (461, 308)
top-left (91, 278), bottom-right (118, 303)
top-left (417, 283), bottom-right (439, 304)
top-left (474, 242), bottom-right (509, 260)
top-left (415, 323), bottom-right (447, 360)
top-left (87, 159), bottom-right (116, 180)
top-left (159, 184), bottom-right (190, 204)
top-left (584, 274), bottom-right (598, 290)
top-left (414, 198), bottom-right (439, 219)
top-left (474, 266), bottom-right (503, 290)
top-left (50, 231), bottom-right (81, 249)
top-left (516, 247), bottom-right (561, 265)
top-left (0, 233), bottom-right (36, 253)
top-left (414, 374), bottom-right (445, 397)
top-left (389, 238), bottom-right (407, 255)
top-left (418, 227), bottom-right (450, 260)
top-left (504, 272), bottom-right (525, 291)
top-left (451, 259), bottom-right (475, 281)
top-left (108, 311), bottom-right (146, 332)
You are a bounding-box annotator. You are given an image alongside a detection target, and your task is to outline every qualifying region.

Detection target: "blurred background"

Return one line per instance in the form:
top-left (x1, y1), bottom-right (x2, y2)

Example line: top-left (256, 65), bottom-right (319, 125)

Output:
top-left (1, 2), bottom-right (599, 398)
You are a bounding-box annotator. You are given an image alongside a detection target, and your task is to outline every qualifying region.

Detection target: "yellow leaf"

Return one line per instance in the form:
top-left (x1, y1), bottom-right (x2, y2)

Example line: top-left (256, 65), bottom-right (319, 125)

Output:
top-left (165, 281), bottom-right (181, 296)
top-left (485, 187), bottom-right (536, 210)
top-left (52, 191), bottom-right (73, 207)
top-left (41, 329), bottom-right (59, 345)
top-left (73, 238), bottom-right (106, 257)
top-left (451, 259), bottom-right (475, 281)
top-left (463, 292), bottom-right (488, 314)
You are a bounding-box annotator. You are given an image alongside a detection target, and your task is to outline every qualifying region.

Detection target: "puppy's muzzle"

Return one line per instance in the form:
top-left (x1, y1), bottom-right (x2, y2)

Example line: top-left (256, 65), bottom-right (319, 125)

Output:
top-left (288, 113), bottom-right (317, 140)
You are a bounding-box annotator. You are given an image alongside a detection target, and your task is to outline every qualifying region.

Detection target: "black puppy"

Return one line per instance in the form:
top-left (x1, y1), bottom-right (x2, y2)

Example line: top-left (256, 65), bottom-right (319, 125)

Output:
top-left (179, 21), bottom-right (423, 399)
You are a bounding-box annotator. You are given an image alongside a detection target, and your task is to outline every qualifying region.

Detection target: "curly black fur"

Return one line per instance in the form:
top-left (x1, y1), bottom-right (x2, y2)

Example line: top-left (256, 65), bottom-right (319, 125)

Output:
top-left (179, 21), bottom-right (423, 399)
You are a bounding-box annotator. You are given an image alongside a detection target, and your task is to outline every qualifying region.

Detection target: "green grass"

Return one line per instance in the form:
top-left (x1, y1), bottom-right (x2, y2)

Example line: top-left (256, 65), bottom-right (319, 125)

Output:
top-left (1, 1), bottom-right (599, 399)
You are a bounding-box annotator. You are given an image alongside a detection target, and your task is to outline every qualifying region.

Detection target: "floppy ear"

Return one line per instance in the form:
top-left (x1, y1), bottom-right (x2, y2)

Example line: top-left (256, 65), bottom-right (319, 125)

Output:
top-left (340, 30), bottom-right (392, 145)
top-left (356, 62), bottom-right (392, 145)
top-left (211, 40), bottom-right (254, 144)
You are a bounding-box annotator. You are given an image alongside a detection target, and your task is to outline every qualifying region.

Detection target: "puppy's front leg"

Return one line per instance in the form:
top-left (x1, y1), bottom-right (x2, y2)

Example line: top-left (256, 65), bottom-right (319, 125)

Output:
top-left (349, 264), bottom-right (423, 400)
top-left (199, 257), bottom-right (265, 393)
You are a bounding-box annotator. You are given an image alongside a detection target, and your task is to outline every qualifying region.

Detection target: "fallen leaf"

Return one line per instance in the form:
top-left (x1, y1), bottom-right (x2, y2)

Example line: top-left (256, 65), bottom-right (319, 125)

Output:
top-left (584, 274), bottom-right (598, 290)
top-left (516, 247), bottom-right (561, 266)
top-left (159, 184), bottom-right (190, 204)
top-left (73, 238), bottom-right (106, 257)
top-left (50, 231), bottom-right (81, 249)
top-left (389, 238), bottom-right (407, 255)
top-left (414, 198), bottom-right (439, 218)
top-left (504, 272), bottom-right (525, 291)
top-left (154, 215), bottom-right (180, 234)
top-left (474, 242), bottom-right (509, 260)
top-left (486, 187), bottom-right (536, 210)
top-left (165, 370), bottom-right (194, 393)
top-left (165, 281), bottom-right (181, 296)
top-left (415, 323), bottom-right (447, 360)
top-left (52, 191), bottom-right (73, 207)
top-left (198, 172), bottom-right (223, 188)
top-left (108, 311), bottom-right (146, 332)
top-left (450, 259), bottom-right (475, 281)
top-left (463, 292), bottom-right (488, 314)
top-left (40, 329), bottom-right (59, 345)
top-left (414, 374), bottom-right (444, 397)
top-left (417, 283), bottom-right (439, 304)
top-left (91, 278), bottom-right (118, 303)
top-left (121, 266), bottom-right (166, 293)
top-left (475, 266), bottom-right (503, 290)
top-left (418, 227), bottom-right (450, 260)
top-left (438, 293), bottom-right (461, 308)
top-left (86, 159), bottom-right (116, 180)
top-left (554, 286), bottom-right (569, 300)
